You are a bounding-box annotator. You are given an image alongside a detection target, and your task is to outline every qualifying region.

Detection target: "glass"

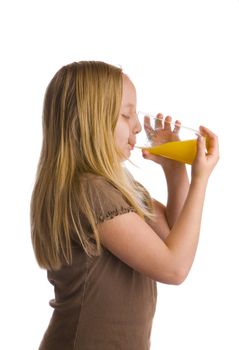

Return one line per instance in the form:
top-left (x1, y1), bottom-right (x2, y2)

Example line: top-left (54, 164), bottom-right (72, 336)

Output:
top-left (135, 111), bottom-right (201, 165)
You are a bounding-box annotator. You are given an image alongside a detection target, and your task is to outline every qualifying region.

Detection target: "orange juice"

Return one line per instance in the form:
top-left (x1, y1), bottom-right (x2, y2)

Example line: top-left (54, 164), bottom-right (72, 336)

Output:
top-left (143, 139), bottom-right (197, 164)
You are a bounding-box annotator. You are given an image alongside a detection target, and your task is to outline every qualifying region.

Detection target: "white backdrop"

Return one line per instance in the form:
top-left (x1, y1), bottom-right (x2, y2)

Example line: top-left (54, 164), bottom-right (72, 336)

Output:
top-left (1, 0), bottom-right (239, 349)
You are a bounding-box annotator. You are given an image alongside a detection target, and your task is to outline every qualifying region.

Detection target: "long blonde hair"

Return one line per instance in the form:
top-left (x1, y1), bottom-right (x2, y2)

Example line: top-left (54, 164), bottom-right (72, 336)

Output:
top-left (30, 61), bottom-right (153, 270)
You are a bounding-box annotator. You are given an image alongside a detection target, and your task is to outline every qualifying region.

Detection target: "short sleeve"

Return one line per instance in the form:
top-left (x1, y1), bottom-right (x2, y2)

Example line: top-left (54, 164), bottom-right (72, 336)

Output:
top-left (82, 173), bottom-right (136, 224)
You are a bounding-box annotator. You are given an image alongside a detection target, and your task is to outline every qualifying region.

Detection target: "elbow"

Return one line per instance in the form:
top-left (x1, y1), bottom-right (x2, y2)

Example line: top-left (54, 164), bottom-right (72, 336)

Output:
top-left (172, 266), bottom-right (191, 285)
top-left (157, 268), bottom-right (189, 285)
top-left (171, 270), bottom-right (187, 285)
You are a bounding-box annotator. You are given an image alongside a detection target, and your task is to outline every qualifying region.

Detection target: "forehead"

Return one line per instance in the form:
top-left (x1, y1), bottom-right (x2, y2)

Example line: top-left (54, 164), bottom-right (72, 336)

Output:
top-left (121, 74), bottom-right (136, 109)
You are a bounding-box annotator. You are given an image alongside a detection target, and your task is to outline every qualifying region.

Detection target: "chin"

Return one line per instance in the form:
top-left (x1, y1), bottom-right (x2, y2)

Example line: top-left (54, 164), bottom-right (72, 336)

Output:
top-left (118, 146), bottom-right (131, 162)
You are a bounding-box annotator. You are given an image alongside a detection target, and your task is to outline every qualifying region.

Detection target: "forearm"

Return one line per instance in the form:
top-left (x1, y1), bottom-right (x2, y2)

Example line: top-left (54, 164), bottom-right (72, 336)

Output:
top-left (165, 177), bottom-right (208, 279)
top-left (163, 163), bottom-right (190, 228)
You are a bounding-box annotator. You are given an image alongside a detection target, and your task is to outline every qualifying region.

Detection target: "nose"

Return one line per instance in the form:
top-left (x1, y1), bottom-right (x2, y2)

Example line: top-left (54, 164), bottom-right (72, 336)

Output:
top-left (133, 114), bottom-right (142, 134)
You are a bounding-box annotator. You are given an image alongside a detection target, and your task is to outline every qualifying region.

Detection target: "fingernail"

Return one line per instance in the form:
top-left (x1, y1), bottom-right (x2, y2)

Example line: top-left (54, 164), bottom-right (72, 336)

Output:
top-left (198, 135), bottom-right (204, 142)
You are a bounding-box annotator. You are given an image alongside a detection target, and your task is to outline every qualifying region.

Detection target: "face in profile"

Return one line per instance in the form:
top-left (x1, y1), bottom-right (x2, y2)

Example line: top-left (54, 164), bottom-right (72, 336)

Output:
top-left (115, 74), bottom-right (142, 161)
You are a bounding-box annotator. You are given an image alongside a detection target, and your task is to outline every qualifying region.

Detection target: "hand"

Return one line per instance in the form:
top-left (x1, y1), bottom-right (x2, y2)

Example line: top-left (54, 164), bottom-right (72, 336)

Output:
top-left (144, 113), bottom-right (181, 145)
top-left (142, 113), bottom-right (182, 168)
top-left (191, 126), bottom-right (219, 181)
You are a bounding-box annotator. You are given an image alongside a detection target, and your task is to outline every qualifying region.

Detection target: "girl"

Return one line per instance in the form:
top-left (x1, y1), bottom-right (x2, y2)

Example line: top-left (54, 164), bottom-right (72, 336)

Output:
top-left (30, 61), bottom-right (219, 350)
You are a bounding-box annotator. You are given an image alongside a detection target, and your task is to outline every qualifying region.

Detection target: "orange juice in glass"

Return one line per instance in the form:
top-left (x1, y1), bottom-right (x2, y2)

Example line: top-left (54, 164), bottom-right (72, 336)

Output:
top-left (135, 112), bottom-right (201, 165)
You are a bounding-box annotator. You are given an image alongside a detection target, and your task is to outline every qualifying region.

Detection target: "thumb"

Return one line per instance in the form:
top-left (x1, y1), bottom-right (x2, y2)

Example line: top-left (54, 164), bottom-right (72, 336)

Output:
top-left (142, 149), bottom-right (160, 162)
top-left (195, 135), bottom-right (206, 160)
top-left (142, 149), bottom-right (151, 159)
top-left (142, 149), bottom-right (153, 159)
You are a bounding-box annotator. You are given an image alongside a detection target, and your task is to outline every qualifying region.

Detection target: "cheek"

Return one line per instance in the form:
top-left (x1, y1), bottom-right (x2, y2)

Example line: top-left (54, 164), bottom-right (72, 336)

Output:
top-left (115, 120), bottom-right (130, 146)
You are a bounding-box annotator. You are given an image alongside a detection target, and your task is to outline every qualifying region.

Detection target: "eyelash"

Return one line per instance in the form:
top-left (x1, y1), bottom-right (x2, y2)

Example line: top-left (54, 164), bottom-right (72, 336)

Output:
top-left (122, 114), bottom-right (131, 119)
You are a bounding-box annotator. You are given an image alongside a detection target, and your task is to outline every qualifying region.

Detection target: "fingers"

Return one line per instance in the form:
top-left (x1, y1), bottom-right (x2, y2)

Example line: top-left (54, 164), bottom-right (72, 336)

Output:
top-left (154, 113), bottom-right (163, 130)
top-left (195, 135), bottom-right (207, 161)
top-left (161, 115), bottom-right (181, 133)
top-left (173, 120), bottom-right (181, 134)
top-left (143, 112), bottom-right (182, 136)
top-left (164, 116), bottom-right (172, 131)
top-left (151, 113), bottom-right (176, 132)
top-left (194, 126), bottom-right (219, 171)
top-left (144, 116), bottom-right (154, 138)
top-left (199, 125), bottom-right (219, 158)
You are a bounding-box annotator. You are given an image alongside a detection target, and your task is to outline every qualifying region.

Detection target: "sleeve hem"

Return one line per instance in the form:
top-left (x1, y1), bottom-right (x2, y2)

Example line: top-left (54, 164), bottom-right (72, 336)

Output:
top-left (96, 206), bottom-right (136, 224)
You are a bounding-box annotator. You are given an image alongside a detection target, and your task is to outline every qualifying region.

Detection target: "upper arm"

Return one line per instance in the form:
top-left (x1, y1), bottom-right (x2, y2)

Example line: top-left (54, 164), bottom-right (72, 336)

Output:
top-left (98, 211), bottom-right (182, 285)
top-left (82, 174), bottom-right (182, 284)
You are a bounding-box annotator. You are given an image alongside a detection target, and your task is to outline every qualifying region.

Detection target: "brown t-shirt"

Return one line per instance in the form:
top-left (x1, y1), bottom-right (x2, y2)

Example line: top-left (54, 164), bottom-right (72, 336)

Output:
top-left (39, 174), bottom-right (157, 350)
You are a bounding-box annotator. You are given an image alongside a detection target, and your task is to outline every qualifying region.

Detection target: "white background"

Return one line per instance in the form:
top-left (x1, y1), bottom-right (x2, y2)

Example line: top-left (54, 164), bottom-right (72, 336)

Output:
top-left (1, 0), bottom-right (239, 349)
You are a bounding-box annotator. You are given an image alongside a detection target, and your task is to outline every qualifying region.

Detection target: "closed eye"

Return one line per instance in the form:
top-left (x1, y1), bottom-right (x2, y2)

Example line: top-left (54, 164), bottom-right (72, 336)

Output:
top-left (122, 114), bottom-right (131, 119)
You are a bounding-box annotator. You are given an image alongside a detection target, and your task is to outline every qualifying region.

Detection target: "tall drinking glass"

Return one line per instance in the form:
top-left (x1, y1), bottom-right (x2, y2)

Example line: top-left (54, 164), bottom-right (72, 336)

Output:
top-left (135, 112), bottom-right (202, 165)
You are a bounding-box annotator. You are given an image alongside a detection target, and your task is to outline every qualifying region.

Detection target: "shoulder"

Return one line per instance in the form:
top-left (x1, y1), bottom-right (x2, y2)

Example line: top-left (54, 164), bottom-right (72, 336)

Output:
top-left (80, 172), bottom-right (136, 224)
top-left (81, 172), bottom-right (123, 201)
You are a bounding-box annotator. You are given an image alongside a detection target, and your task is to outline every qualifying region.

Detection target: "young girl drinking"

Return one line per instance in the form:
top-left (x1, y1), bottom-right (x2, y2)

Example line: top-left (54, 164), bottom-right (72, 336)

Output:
top-left (30, 61), bottom-right (219, 350)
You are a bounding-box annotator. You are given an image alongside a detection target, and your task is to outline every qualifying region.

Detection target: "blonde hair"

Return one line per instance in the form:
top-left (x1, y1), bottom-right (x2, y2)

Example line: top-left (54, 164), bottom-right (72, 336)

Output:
top-left (30, 61), bottom-right (154, 270)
